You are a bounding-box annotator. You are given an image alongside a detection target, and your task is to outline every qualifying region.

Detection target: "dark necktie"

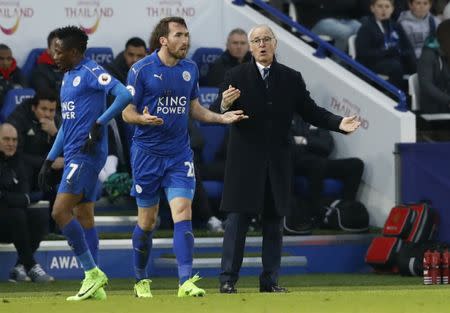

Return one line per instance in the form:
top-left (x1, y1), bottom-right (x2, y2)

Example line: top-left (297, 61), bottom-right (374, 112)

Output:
top-left (263, 67), bottom-right (270, 88)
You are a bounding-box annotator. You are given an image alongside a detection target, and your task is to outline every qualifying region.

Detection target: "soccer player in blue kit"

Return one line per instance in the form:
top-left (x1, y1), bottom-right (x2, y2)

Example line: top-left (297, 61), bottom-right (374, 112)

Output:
top-left (122, 16), bottom-right (248, 298)
top-left (38, 26), bottom-right (132, 301)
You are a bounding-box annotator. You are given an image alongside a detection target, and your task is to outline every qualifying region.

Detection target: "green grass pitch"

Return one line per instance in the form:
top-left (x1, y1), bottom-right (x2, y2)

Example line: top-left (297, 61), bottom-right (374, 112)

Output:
top-left (0, 274), bottom-right (448, 313)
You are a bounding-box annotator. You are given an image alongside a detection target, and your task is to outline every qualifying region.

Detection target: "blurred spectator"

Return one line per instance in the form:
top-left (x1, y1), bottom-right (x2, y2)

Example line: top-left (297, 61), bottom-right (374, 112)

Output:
top-left (30, 30), bottom-right (63, 95)
top-left (206, 28), bottom-right (251, 87)
top-left (105, 37), bottom-right (147, 174)
top-left (361, 0), bottom-right (409, 19)
top-left (417, 19), bottom-right (450, 113)
top-left (7, 89), bottom-right (61, 233)
top-left (105, 37), bottom-right (147, 84)
top-left (0, 44), bottom-right (26, 108)
top-left (297, 0), bottom-right (363, 51)
top-left (431, 0), bottom-right (449, 18)
top-left (291, 114), bottom-right (364, 227)
top-left (398, 0), bottom-right (440, 59)
top-left (0, 123), bottom-right (54, 283)
top-left (6, 89), bottom-right (61, 192)
top-left (356, 0), bottom-right (416, 89)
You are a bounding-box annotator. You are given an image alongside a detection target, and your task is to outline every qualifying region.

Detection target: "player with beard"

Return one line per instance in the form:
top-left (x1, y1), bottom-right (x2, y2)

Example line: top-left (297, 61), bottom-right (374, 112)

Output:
top-left (122, 16), bottom-right (248, 298)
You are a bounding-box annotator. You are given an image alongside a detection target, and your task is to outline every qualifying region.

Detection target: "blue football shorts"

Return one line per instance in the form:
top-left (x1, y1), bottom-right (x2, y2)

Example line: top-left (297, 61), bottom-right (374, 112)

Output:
top-left (130, 144), bottom-right (196, 208)
top-left (57, 157), bottom-right (101, 203)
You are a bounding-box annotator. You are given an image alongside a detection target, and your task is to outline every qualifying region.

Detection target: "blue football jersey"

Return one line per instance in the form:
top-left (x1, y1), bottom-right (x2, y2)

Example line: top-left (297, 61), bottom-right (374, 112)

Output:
top-left (60, 58), bottom-right (119, 168)
top-left (126, 51), bottom-right (199, 156)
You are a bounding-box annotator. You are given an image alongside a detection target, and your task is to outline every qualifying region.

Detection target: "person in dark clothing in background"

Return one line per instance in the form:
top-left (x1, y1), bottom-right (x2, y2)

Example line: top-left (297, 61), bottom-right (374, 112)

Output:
top-left (417, 19), bottom-right (450, 113)
top-left (0, 123), bottom-right (54, 283)
top-left (7, 89), bottom-right (62, 232)
top-left (356, 0), bottom-right (416, 89)
top-left (294, 0), bottom-right (364, 51)
top-left (291, 114), bottom-right (364, 227)
top-left (0, 44), bottom-right (26, 108)
top-left (7, 89), bottom-right (61, 191)
top-left (105, 37), bottom-right (147, 173)
top-left (206, 28), bottom-right (251, 87)
top-left (105, 37), bottom-right (147, 85)
top-left (30, 30), bottom-right (64, 95)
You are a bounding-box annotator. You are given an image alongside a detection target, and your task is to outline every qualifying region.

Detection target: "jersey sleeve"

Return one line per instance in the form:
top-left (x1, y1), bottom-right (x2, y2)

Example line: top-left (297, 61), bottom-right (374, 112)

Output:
top-left (126, 65), bottom-right (144, 109)
top-left (190, 64), bottom-right (200, 100)
top-left (86, 65), bottom-right (119, 94)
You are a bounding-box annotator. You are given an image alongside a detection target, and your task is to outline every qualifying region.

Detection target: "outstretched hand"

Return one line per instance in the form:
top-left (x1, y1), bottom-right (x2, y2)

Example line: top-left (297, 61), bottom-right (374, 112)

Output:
top-left (221, 110), bottom-right (249, 124)
top-left (221, 85), bottom-right (241, 111)
top-left (139, 106), bottom-right (164, 126)
top-left (339, 115), bottom-right (360, 133)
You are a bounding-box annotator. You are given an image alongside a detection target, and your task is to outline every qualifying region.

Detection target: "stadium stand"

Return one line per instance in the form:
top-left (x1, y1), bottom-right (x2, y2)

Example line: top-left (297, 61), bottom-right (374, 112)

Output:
top-left (20, 48), bottom-right (45, 82)
top-left (198, 87), bottom-right (219, 108)
top-left (191, 47), bottom-right (223, 86)
top-left (85, 47), bottom-right (114, 67)
top-left (0, 88), bottom-right (35, 122)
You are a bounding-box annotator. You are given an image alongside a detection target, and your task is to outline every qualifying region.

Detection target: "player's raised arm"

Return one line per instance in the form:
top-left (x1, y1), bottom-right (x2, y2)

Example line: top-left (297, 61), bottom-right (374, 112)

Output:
top-left (189, 98), bottom-right (248, 124)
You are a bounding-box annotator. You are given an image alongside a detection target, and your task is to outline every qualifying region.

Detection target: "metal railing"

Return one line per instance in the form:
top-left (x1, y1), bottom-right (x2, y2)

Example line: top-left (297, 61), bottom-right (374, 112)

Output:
top-left (232, 0), bottom-right (408, 111)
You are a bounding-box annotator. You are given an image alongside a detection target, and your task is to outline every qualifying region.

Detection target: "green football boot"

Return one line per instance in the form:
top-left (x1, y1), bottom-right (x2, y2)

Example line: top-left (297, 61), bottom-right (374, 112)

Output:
top-left (134, 279), bottom-right (153, 298)
top-left (66, 267), bottom-right (108, 301)
top-left (177, 274), bottom-right (206, 297)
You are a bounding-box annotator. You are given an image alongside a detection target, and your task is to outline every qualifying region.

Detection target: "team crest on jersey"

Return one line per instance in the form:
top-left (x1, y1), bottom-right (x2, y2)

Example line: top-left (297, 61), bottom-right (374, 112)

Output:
top-left (182, 71), bottom-right (191, 82)
top-left (126, 85), bottom-right (135, 96)
top-left (98, 73), bottom-right (112, 85)
top-left (73, 76), bottom-right (81, 87)
top-left (135, 184), bottom-right (143, 194)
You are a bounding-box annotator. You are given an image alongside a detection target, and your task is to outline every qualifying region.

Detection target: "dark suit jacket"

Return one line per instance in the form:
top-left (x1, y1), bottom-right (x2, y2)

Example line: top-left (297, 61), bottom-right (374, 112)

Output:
top-left (213, 59), bottom-right (344, 216)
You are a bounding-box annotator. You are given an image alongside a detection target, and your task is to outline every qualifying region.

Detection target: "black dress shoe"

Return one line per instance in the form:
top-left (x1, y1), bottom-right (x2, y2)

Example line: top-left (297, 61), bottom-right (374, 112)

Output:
top-left (220, 282), bottom-right (237, 294)
top-left (259, 284), bottom-right (288, 293)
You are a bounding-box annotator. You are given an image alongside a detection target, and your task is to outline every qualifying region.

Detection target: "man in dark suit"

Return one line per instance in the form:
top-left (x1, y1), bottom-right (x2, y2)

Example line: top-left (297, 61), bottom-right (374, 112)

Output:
top-left (216, 24), bottom-right (361, 294)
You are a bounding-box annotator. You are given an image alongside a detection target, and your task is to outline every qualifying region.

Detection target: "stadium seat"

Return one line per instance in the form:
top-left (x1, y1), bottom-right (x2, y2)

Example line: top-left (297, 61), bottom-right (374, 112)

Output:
top-left (85, 47), bottom-right (114, 66)
top-left (294, 176), bottom-right (343, 198)
top-left (198, 123), bottom-right (228, 198)
top-left (198, 87), bottom-right (219, 108)
top-left (198, 123), bottom-right (228, 164)
top-left (191, 47), bottom-right (223, 86)
top-left (21, 48), bottom-right (46, 82)
top-left (0, 88), bottom-right (35, 122)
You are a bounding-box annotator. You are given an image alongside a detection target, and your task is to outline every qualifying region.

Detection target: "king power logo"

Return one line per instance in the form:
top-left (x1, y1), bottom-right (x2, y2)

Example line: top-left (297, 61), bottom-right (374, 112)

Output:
top-left (0, 1), bottom-right (34, 35)
top-left (65, 0), bottom-right (113, 34)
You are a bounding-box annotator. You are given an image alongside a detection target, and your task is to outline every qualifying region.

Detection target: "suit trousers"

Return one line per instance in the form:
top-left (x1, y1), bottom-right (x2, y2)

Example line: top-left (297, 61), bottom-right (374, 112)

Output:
top-left (220, 177), bottom-right (283, 286)
top-left (0, 207), bottom-right (48, 270)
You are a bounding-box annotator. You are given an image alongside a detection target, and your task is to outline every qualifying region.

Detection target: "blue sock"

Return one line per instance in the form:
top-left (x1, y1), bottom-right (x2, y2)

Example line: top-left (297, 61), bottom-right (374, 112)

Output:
top-left (84, 227), bottom-right (99, 265)
top-left (173, 220), bottom-right (194, 284)
top-left (132, 225), bottom-right (153, 281)
top-left (61, 219), bottom-right (96, 271)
